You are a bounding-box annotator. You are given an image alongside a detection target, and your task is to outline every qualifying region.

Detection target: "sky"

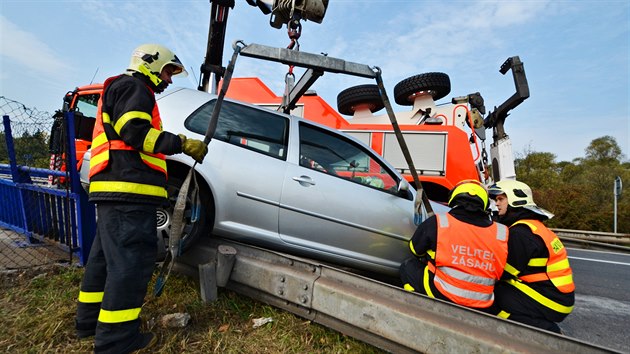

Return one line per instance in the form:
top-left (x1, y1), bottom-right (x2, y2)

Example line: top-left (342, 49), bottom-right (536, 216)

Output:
top-left (1, 0), bottom-right (628, 163)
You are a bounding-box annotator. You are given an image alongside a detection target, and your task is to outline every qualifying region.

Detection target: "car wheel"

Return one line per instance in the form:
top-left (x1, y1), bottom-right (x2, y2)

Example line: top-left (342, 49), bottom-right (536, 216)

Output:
top-left (337, 84), bottom-right (384, 115)
top-left (155, 173), bottom-right (210, 260)
top-left (393, 72), bottom-right (451, 105)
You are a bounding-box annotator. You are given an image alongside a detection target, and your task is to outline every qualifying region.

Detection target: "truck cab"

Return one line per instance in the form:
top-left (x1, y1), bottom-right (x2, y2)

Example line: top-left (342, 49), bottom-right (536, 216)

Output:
top-left (48, 85), bottom-right (101, 186)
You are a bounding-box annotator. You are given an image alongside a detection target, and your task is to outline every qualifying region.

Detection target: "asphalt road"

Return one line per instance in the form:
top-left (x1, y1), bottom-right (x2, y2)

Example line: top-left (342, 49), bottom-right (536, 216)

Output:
top-left (561, 248), bottom-right (630, 353)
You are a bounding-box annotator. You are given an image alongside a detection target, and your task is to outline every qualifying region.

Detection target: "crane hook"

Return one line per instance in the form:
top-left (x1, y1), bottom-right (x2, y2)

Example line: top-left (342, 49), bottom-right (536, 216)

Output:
top-left (286, 17), bottom-right (302, 50)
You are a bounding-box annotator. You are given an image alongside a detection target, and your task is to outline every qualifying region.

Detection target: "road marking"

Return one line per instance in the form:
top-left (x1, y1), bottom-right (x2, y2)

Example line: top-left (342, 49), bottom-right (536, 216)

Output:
top-left (569, 256), bottom-right (630, 266)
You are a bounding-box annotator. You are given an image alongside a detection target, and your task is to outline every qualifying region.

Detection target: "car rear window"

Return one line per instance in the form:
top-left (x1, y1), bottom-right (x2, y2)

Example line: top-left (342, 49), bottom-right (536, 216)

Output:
top-left (185, 100), bottom-right (289, 160)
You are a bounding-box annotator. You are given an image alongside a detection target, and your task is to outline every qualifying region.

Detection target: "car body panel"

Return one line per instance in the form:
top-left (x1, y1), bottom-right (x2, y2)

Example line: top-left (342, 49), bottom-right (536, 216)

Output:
top-left (279, 161), bottom-right (415, 271)
top-left (278, 117), bottom-right (417, 271)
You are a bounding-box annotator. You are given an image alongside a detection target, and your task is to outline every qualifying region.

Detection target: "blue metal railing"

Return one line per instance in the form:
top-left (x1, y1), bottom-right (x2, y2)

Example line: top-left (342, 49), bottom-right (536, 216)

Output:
top-left (1, 113), bottom-right (95, 265)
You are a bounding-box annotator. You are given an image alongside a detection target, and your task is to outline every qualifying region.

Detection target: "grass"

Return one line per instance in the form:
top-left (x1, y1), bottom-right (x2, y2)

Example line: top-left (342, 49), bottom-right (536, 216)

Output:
top-left (0, 265), bottom-right (385, 353)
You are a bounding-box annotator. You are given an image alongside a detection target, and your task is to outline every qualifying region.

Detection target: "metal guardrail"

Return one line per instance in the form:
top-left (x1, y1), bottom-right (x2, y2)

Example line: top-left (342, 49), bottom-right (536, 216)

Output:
top-left (555, 229), bottom-right (630, 253)
top-left (178, 238), bottom-right (618, 354)
top-left (555, 229), bottom-right (630, 244)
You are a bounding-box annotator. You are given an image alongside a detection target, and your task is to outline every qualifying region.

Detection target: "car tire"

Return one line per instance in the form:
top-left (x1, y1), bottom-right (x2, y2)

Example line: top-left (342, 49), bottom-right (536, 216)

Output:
top-left (393, 72), bottom-right (451, 105)
top-left (337, 84), bottom-right (384, 115)
top-left (156, 173), bottom-right (211, 260)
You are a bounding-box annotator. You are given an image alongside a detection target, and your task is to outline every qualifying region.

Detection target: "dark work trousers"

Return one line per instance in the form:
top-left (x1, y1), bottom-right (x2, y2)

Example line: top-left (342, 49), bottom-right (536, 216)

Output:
top-left (494, 281), bottom-right (563, 333)
top-left (399, 257), bottom-right (426, 293)
top-left (76, 202), bottom-right (157, 353)
top-left (399, 256), bottom-right (449, 303)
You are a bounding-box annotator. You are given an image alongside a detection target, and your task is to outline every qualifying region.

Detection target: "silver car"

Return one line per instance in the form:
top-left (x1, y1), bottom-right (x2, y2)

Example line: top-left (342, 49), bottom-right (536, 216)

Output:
top-left (82, 87), bottom-right (441, 277)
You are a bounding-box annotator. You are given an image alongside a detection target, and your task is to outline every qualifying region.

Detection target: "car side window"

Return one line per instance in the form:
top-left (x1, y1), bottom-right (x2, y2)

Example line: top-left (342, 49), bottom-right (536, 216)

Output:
top-left (185, 100), bottom-right (289, 160)
top-left (299, 122), bottom-right (400, 194)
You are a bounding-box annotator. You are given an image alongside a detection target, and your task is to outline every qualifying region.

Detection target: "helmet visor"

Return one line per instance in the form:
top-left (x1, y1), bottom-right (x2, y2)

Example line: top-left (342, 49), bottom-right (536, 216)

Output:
top-left (166, 62), bottom-right (187, 77)
top-left (487, 183), bottom-right (505, 199)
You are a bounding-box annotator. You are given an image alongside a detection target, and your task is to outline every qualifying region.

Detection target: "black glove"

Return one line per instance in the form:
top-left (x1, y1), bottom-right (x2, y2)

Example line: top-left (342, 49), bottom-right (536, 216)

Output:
top-left (179, 134), bottom-right (208, 163)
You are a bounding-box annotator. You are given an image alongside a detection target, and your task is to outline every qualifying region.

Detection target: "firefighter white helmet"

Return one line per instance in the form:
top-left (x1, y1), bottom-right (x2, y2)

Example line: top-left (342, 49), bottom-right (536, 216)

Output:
top-left (488, 180), bottom-right (554, 219)
top-left (127, 44), bottom-right (187, 90)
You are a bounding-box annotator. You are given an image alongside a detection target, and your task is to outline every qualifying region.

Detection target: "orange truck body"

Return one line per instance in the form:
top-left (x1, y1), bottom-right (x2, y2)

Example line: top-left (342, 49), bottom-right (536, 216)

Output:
top-left (225, 77), bottom-right (483, 202)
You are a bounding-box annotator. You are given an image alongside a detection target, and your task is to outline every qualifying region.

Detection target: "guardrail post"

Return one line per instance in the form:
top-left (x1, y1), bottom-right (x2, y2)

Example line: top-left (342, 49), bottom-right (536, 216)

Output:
top-left (216, 245), bottom-right (237, 287)
top-left (199, 262), bottom-right (218, 302)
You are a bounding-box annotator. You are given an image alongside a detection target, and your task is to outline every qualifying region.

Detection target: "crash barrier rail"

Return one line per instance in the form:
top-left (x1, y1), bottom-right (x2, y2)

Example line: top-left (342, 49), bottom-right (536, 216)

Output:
top-left (0, 114), bottom-right (95, 270)
top-left (555, 229), bottom-right (630, 253)
top-left (178, 238), bottom-right (617, 354)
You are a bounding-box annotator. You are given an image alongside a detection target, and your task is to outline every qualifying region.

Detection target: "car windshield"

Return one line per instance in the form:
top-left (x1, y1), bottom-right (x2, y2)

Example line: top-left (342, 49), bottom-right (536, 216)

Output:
top-left (75, 94), bottom-right (99, 118)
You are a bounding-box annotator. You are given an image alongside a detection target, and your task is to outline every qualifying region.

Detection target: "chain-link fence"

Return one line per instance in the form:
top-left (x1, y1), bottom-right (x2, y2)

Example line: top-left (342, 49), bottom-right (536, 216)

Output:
top-left (1, 96), bottom-right (78, 272)
top-left (1, 96), bottom-right (55, 168)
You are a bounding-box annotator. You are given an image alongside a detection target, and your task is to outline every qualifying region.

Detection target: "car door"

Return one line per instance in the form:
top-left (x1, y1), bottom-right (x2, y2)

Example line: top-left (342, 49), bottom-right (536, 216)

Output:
top-left (279, 121), bottom-right (418, 273)
top-left (182, 97), bottom-right (289, 244)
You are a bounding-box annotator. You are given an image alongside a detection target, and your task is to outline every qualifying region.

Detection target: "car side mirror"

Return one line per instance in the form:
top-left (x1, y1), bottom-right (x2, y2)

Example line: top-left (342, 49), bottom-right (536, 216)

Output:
top-left (396, 179), bottom-right (413, 200)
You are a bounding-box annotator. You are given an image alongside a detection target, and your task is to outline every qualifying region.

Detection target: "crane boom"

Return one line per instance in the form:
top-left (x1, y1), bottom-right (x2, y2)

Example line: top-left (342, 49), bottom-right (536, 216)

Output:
top-left (198, 0), bottom-right (234, 93)
top-left (199, 0), bottom-right (329, 93)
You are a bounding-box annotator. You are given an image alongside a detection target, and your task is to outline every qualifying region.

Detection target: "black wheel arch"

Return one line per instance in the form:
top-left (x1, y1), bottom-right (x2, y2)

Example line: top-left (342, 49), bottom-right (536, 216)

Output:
top-left (166, 159), bottom-right (215, 229)
top-left (162, 159), bottom-right (215, 253)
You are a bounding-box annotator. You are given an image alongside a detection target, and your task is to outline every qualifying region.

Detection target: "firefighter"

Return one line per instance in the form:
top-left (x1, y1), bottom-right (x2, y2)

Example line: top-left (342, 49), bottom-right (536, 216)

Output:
top-left (75, 44), bottom-right (208, 353)
top-left (488, 180), bottom-right (575, 333)
top-left (400, 179), bottom-right (509, 313)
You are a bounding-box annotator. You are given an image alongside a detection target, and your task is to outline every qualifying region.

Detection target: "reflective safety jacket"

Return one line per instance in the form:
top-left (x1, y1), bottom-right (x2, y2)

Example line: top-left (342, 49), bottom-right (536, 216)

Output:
top-left (427, 213), bottom-right (508, 308)
top-left (503, 219), bottom-right (575, 314)
top-left (89, 75), bottom-right (168, 204)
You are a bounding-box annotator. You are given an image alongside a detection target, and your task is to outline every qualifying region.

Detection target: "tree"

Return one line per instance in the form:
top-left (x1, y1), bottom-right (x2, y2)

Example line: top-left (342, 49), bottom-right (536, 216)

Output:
top-left (12, 130), bottom-right (50, 168)
top-left (0, 132), bottom-right (7, 164)
top-left (515, 136), bottom-right (629, 233)
top-left (584, 135), bottom-right (624, 163)
top-left (514, 149), bottom-right (560, 190)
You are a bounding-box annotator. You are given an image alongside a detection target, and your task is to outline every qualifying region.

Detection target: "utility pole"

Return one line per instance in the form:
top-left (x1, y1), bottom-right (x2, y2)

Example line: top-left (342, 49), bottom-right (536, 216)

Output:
top-left (614, 176), bottom-right (622, 233)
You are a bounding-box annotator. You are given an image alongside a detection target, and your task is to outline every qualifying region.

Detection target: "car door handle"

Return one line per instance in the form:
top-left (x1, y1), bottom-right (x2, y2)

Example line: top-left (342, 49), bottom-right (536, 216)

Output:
top-left (292, 175), bottom-right (316, 186)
